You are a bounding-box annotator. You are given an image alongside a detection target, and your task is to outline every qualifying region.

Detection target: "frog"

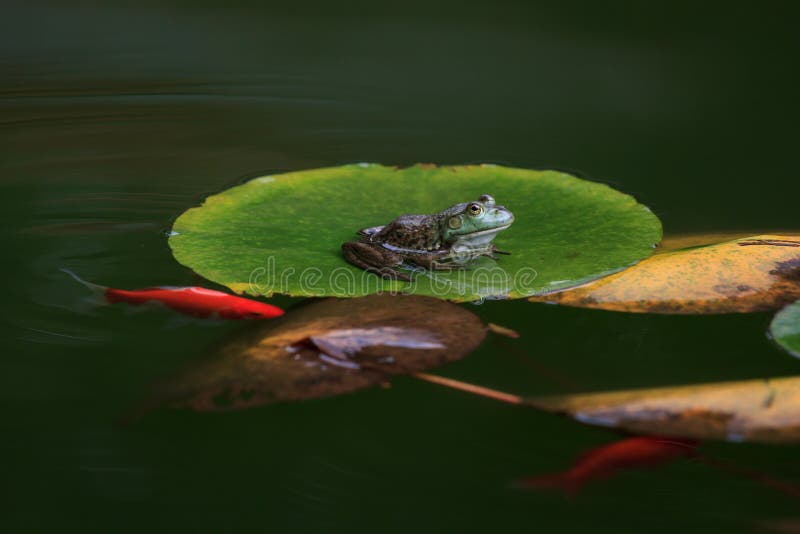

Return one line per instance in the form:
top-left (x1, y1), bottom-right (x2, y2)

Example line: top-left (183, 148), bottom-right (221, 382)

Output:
top-left (341, 194), bottom-right (514, 281)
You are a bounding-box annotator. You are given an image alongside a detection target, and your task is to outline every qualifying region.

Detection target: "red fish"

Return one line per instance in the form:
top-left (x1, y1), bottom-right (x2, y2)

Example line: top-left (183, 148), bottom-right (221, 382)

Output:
top-left (62, 269), bottom-right (283, 320)
top-left (517, 435), bottom-right (698, 497)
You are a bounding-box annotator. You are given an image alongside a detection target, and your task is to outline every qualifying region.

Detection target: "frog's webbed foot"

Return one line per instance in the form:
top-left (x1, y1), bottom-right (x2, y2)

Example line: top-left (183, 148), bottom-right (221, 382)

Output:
top-left (341, 241), bottom-right (411, 281)
top-left (484, 245), bottom-right (511, 260)
top-left (488, 244), bottom-right (511, 256)
top-left (408, 254), bottom-right (460, 272)
top-left (428, 262), bottom-right (462, 271)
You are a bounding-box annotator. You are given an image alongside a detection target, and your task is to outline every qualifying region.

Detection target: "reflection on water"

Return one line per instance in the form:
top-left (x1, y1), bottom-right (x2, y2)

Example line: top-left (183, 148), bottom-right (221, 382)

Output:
top-left (3, 0), bottom-right (800, 532)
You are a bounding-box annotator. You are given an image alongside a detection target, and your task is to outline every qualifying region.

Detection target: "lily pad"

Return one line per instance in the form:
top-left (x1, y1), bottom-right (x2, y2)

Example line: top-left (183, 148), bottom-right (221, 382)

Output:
top-left (528, 376), bottom-right (800, 443)
top-left (530, 235), bottom-right (800, 313)
top-left (771, 300), bottom-right (800, 358)
top-left (155, 294), bottom-right (486, 411)
top-left (169, 164), bottom-right (661, 302)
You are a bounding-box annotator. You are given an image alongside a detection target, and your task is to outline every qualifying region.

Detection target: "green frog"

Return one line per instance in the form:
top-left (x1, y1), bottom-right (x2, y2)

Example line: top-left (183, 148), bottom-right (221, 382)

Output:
top-left (341, 194), bottom-right (514, 281)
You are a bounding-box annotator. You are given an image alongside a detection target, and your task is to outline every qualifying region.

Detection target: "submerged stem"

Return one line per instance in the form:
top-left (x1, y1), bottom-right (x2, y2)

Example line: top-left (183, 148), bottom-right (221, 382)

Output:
top-left (411, 372), bottom-right (524, 405)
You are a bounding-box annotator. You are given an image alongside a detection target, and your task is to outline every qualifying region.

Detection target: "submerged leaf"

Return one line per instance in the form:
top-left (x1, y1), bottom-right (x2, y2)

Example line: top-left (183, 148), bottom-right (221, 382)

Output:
top-left (169, 164), bottom-right (661, 302)
top-left (158, 294), bottom-right (486, 411)
top-left (771, 300), bottom-right (800, 358)
top-left (529, 376), bottom-right (800, 443)
top-left (530, 235), bottom-right (800, 313)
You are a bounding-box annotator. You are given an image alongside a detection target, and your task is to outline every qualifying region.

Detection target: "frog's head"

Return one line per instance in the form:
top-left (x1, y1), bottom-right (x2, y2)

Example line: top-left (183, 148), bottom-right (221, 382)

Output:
top-left (440, 194), bottom-right (514, 246)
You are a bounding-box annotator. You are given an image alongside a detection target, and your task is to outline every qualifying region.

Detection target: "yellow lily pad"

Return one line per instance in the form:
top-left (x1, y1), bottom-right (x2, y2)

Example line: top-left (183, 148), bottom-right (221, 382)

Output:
top-left (656, 231), bottom-right (799, 253)
top-left (530, 235), bottom-right (800, 314)
top-left (529, 375), bottom-right (800, 443)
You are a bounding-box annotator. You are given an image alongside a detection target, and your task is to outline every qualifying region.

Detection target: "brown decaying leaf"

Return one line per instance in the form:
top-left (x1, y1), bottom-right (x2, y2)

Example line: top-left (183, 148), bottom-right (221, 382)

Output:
top-left (159, 294), bottom-right (487, 411)
top-left (528, 376), bottom-right (800, 443)
top-left (529, 235), bottom-right (800, 314)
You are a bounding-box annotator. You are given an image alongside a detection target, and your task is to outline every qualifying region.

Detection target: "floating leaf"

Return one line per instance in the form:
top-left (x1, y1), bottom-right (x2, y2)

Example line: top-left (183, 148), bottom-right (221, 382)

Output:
top-left (771, 300), bottom-right (800, 358)
top-left (157, 294), bottom-right (486, 411)
top-left (528, 376), bottom-right (800, 443)
top-left (169, 164), bottom-right (661, 302)
top-left (530, 235), bottom-right (800, 313)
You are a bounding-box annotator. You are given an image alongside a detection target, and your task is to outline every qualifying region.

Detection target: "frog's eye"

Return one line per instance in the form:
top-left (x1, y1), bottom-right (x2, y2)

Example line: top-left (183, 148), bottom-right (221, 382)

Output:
top-left (448, 216), bottom-right (462, 229)
top-left (478, 194), bottom-right (495, 206)
top-left (467, 203), bottom-right (483, 217)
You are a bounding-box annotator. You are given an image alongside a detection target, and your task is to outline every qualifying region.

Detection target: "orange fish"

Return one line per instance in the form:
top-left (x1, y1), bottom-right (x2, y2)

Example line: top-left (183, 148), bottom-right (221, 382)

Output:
top-left (62, 269), bottom-right (283, 320)
top-left (517, 435), bottom-right (698, 497)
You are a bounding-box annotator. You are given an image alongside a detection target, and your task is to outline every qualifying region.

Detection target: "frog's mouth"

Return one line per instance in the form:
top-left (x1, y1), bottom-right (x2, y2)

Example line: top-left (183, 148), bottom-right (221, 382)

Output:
top-left (454, 223), bottom-right (512, 247)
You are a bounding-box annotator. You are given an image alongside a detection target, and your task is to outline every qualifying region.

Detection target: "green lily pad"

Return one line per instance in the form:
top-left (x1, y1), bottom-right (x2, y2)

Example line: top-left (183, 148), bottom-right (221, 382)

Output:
top-left (771, 300), bottom-right (800, 358)
top-left (169, 164), bottom-right (662, 301)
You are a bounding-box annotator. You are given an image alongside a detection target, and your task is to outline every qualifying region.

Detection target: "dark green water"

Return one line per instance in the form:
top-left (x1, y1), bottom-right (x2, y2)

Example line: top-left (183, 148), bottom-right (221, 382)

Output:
top-left (3, 1), bottom-right (800, 532)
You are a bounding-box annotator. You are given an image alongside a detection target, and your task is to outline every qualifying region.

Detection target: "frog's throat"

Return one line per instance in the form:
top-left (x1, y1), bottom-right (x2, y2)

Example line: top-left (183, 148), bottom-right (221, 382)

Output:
top-left (452, 223), bottom-right (512, 246)
top-left (456, 223), bottom-right (512, 238)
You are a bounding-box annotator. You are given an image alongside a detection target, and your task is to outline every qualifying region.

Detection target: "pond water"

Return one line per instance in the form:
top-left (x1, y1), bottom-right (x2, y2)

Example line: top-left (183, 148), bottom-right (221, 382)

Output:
top-left (3, 1), bottom-right (800, 532)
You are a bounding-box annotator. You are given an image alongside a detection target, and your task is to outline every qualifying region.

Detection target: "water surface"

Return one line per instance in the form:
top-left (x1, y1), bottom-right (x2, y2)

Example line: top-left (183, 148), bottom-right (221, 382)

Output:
top-left (2, 1), bottom-right (800, 532)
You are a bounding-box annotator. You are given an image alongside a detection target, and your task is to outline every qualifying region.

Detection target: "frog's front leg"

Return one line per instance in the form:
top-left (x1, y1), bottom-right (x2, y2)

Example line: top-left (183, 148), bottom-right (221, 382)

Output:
top-left (341, 240), bottom-right (411, 281)
top-left (479, 244), bottom-right (511, 259)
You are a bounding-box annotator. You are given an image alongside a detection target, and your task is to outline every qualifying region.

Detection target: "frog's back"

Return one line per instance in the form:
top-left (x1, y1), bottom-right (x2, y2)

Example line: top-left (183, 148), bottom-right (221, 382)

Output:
top-left (371, 215), bottom-right (441, 250)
